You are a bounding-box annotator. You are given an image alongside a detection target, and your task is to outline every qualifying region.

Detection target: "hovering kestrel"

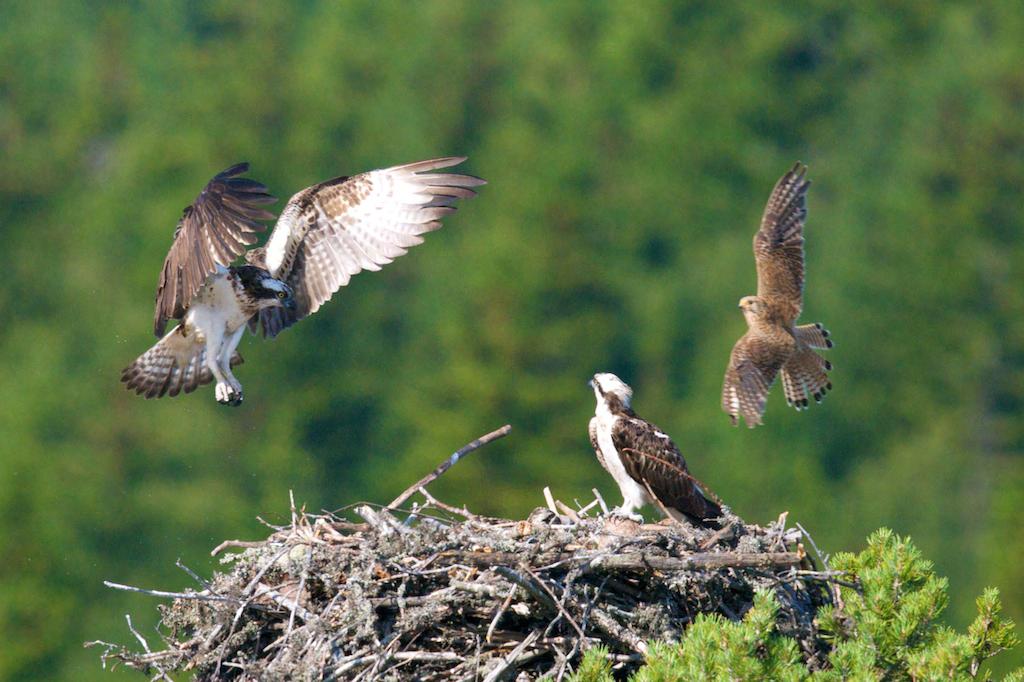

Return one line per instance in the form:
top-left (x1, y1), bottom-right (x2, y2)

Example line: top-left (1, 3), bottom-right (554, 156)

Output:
top-left (721, 163), bottom-right (833, 428)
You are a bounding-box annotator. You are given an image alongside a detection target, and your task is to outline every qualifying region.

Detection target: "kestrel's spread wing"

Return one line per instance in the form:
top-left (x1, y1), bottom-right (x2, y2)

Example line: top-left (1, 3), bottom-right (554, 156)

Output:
top-left (249, 157), bottom-right (485, 338)
top-left (612, 418), bottom-right (721, 522)
top-left (153, 163), bottom-right (277, 336)
top-left (754, 162), bottom-right (810, 322)
top-left (721, 331), bottom-right (790, 428)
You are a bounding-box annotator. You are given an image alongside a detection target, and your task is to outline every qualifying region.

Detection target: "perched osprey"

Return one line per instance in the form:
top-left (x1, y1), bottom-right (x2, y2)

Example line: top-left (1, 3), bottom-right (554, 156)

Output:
top-left (122, 158), bottom-right (484, 405)
top-left (721, 163), bottom-right (833, 428)
top-left (588, 373), bottom-right (722, 525)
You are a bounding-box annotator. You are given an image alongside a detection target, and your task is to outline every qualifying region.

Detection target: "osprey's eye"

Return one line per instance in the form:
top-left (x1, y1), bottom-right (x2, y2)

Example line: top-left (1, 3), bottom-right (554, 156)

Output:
top-left (277, 291), bottom-right (286, 299)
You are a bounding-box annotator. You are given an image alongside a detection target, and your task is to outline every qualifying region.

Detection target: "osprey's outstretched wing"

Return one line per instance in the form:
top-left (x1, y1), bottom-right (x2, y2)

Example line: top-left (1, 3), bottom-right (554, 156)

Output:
top-left (754, 162), bottom-right (809, 322)
top-left (153, 163), bottom-right (277, 336)
top-left (248, 157), bottom-right (485, 338)
top-left (612, 417), bottom-right (721, 523)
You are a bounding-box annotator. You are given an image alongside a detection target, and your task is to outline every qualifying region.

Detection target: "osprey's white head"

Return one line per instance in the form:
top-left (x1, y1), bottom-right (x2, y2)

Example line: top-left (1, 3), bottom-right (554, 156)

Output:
top-left (589, 372), bottom-right (633, 411)
top-left (237, 265), bottom-right (297, 311)
top-left (254, 276), bottom-right (297, 311)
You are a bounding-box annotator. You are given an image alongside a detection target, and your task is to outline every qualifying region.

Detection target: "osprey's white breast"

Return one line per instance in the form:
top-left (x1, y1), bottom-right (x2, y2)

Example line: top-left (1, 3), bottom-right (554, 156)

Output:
top-left (185, 267), bottom-right (251, 334)
top-left (593, 402), bottom-right (652, 511)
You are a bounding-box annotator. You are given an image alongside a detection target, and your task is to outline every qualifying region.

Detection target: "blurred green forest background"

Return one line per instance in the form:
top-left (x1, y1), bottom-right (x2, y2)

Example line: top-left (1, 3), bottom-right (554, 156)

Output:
top-left (1, 1), bottom-right (1022, 679)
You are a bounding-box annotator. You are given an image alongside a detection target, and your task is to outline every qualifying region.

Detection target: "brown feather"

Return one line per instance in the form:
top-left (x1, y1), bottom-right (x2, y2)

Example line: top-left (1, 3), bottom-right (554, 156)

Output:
top-left (721, 330), bottom-right (791, 427)
top-left (781, 344), bottom-right (832, 409)
top-left (611, 419), bottom-right (721, 523)
top-left (794, 322), bottom-right (832, 349)
top-left (256, 157), bottom-right (485, 338)
top-left (754, 162), bottom-right (810, 322)
top-left (153, 163), bottom-right (276, 336)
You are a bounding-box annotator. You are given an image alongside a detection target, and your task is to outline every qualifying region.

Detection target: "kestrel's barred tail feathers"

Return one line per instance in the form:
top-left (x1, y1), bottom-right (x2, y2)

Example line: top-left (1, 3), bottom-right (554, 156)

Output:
top-left (784, 322), bottom-right (834, 410)
top-left (121, 326), bottom-right (242, 399)
top-left (781, 346), bottom-right (832, 411)
top-left (795, 322), bottom-right (833, 349)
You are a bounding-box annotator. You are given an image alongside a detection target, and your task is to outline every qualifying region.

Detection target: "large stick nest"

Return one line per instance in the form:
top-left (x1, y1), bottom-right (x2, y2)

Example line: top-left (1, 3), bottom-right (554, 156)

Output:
top-left (89, 427), bottom-right (837, 679)
top-left (89, 495), bottom-right (835, 680)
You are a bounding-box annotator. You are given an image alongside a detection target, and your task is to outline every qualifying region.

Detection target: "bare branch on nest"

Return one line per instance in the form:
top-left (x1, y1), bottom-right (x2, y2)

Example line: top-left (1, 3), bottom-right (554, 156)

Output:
top-left (387, 424), bottom-right (512, 510)
top-left (103, 581), bottom-right (237, 605)
top-left (210, 539), bottom-right (264, 556)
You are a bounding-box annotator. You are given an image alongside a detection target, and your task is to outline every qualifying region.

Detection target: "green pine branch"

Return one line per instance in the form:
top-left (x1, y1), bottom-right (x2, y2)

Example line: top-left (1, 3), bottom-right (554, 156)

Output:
top-left (572, 529), bottom-right (1022, 681)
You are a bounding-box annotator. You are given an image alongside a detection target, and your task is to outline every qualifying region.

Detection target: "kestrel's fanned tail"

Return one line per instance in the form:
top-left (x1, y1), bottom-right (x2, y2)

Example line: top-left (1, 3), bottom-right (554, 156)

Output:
top-left (795, 322), bottom-right (832, 349)
top-left (780, 344), bottom-right (832, 410)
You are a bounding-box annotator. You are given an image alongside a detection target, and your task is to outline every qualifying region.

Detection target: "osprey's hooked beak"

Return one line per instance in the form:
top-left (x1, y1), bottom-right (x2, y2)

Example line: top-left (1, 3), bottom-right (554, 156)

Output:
top-left (587, 379), bottom-right (595, 389)
top-left (284, 296), bottom-right (297, 311)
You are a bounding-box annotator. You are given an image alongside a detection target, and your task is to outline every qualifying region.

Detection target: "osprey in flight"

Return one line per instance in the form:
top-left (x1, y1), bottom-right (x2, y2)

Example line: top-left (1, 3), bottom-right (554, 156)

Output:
top-left (122, 157), bottom-right (484, 405)
top-left (589, 373), bottom-right (722, 525)
top-left (721, 163), bottom-right (833, 428)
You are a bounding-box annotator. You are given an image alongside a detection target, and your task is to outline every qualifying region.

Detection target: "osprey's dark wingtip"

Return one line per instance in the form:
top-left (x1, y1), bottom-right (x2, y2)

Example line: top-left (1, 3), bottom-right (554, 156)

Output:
top-left (218, 161), bottom-right (251, 178)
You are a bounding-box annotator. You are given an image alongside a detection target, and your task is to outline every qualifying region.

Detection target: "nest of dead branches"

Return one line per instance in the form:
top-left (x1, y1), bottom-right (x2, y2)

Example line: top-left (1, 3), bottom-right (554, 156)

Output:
top-left (88, 426), bottom-right (838, 680)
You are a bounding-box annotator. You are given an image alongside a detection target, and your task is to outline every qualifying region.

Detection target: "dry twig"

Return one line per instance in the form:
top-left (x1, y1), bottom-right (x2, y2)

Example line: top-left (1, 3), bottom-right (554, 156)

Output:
top-left (388, 424), bottom-right (512, 510)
